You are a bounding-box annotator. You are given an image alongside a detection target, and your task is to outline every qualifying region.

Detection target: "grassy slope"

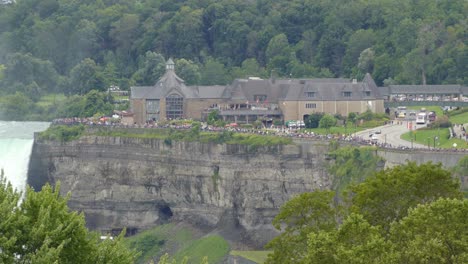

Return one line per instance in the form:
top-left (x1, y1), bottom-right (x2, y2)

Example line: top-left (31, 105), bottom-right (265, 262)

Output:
top-left (449, 111), bottom-right (468, 125)
top-left (36, 93), bottom-right (67, 107)
top-left (124, 224), bottom-right (230, 264)
top-left (303, 126), bottom-right (365, 135)
top-left (230, 250), bottom-right (272, 264)
top-left (174, 235), bottom-right (229, 264)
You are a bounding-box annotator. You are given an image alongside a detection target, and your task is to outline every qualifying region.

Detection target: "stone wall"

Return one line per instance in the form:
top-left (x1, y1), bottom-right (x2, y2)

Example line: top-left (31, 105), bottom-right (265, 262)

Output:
top-left (377, 149), bottom-right (466, 168)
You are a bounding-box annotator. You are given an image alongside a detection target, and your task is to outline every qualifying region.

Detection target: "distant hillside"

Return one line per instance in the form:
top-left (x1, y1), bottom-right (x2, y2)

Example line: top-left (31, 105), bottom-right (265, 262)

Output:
top-left (0, 0), bottom-right (466, 100)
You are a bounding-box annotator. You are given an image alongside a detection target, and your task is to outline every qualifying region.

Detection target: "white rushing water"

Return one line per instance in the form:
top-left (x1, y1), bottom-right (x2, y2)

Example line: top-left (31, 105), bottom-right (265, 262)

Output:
top-left (0, 121), bottom-right (50, 193)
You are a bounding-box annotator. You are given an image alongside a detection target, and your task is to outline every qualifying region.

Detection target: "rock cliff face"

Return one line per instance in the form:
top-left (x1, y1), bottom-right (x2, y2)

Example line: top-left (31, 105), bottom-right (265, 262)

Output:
top-left (28, 136), bottom-right (331, 246)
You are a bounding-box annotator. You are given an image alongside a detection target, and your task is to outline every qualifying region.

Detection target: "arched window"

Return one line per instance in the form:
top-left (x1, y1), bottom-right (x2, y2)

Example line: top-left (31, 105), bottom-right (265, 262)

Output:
top-left (166, 94), bottom-right (183, 119)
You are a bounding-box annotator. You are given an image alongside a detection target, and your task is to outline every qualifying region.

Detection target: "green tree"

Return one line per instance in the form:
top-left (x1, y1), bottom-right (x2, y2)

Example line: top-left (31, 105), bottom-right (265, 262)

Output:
top-left (349, 162), bottom-right (462, 231)
top-left (306, 214), bottom-right (391, 264)
top-left (319, 114), bottom-right (337, 133)
top-left (69, 58), bottom-right (105, 95)
top-left (175, 58), bottom-right (201, 85)
top-left (342, 29), bottom-right (376, 75)
top-left (389, 198), bottom-right (468, 263)
top-left (357, 48), bottom-right (375, 75)
top-left (110, 13), bottom-right (141, 76)
top-left (306, 112), bottom-right (324, 128)
top-left (0, 92), bottom-right (34, 121)
top-left (265, 191), bottom-right (339, 264)
top-left (132, 52), bottom-right (166, 86)
top-left (207, 109), bottom-right (220, 125)
top-left (327, 146), bottom-right (384, 194)
top-left (81, 90), bottom-right (113, 118)
top-left (266, 34), bottom-right (291, 76)
top-left (1, 52), bottom-right (59, 94)
top-left (347, 112), bottom-right (357, 124)
top-left (200, 58), bottom-right (227, 85)
top-left (0, 173), bottom-right (137, 263)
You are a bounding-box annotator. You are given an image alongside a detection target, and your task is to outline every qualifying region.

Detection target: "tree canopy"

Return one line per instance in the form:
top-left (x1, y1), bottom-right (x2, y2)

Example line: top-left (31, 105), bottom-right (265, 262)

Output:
top-left (0, 172), bottom-right (138, 263)
top-left (266, 162), bottom-right (466, 263)
top-left (0, 0), bottom-right (465, 101)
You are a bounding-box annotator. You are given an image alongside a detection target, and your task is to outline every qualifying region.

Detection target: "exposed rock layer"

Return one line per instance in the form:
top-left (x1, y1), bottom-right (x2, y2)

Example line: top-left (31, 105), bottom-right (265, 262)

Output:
top-left (28, 136), bottom-right (466, 246)
top-left (28, 136), bottom-right (331, 246)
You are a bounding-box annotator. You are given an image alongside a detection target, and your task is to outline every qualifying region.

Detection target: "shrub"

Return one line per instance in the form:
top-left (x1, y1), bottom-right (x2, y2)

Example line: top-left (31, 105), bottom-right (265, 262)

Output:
top-left (429, 115), bottom-right (452, 128)
top-left (38, 124), bottom-right (85, 142)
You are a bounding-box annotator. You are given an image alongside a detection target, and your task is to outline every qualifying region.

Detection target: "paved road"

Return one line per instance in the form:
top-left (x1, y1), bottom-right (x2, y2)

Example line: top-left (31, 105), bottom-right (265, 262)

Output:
top-left (355, 121), bottom-right (427, 148)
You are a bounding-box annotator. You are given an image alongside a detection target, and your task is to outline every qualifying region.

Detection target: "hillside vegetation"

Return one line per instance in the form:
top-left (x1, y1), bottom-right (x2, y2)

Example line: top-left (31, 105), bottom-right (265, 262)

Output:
top-left (0, 0), bottom-right (465, 99)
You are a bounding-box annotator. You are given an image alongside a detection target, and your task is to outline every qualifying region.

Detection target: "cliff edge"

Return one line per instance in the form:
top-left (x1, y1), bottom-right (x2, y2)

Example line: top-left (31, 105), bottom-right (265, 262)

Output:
top-left (28, 136), bottom-right (331, 247)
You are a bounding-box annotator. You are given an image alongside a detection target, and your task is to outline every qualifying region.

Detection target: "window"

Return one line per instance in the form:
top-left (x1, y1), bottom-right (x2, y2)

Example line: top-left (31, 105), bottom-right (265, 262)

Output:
top-left (146, 99), bottom-right (160, 121)
top-left (165, 94), bottom-right (183, 119)
top-left (254, 94), bottom-right (267, 102)
top-left (305, 92), bottom-right (315, 98)
top-left (343, 92), bottom-right (352, 97)
top-left (364, 91), bottom-right (371, 96)
top-left (306, 103), bottom-right (317, 109)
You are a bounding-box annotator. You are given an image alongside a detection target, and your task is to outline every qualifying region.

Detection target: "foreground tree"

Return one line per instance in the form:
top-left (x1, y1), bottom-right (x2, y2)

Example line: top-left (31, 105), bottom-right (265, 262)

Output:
top-left (0, 173), bottom-right (137, 263)
top-left (389, 198), bottom-right (468, 263)
top-left (306, 214), bottom-right (391, 264)
top-left (265, 191), bottom-right (339, 264)
top-left (267, 162), bottom-right (465, 263)
top-left (349, 162), bottom-right (462, 231)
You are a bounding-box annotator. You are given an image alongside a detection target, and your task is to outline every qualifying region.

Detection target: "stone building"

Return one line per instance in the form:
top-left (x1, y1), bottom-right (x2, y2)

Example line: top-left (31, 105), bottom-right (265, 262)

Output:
top-left (130, 59), bottom-right (384, 124)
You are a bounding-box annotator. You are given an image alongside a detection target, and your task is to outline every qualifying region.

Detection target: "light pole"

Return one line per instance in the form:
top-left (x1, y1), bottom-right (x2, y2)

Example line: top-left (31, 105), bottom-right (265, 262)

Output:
top-left (344, 120), bottom-right (347, 136)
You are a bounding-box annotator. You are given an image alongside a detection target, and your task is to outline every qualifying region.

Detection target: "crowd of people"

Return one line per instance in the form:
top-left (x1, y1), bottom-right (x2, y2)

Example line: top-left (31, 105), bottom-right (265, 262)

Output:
top-left (51, 118), bottom-right (467, 152)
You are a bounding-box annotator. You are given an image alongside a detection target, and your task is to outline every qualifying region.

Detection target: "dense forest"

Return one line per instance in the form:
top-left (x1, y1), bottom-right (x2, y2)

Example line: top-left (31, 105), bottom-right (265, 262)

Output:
top-left (0, 0), bottom-right (466, 116)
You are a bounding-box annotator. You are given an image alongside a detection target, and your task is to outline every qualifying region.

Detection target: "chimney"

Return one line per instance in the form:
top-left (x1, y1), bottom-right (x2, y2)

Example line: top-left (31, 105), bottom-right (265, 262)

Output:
top-left (352, 79), bottom-right (357, 84)
top-left (270, 70), bottom-right (276, 84)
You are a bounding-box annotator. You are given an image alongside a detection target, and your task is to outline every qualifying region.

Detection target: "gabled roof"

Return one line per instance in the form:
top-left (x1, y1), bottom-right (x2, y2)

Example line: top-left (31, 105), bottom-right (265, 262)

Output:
top-left (462, 86), bottom-right (468, 95)
top-left (388, 85), bottom-right (462, 94)
top-left (195, 85), bottom-right (228, 99)
top-left (131, 65), bottom-right (384, 102)
top-left (131, 59), bottom-right (199, 99)
top-left (283, 74), bottom-right (382, 101)
top-left (222, 78), bottom-right (287, 102)
top-left (130, 86), bottom-right (159, 99)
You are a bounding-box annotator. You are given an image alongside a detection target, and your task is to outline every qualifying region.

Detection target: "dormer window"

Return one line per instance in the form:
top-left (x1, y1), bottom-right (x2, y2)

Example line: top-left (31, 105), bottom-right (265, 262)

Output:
top-left (365, 91), bottom-right (371, 96)
top-left (254, 95), bottom-right (267, 102)
top-left (305, 92), bottom-right (315, 98)
top-left (344, 92), bottom-right (352, 97)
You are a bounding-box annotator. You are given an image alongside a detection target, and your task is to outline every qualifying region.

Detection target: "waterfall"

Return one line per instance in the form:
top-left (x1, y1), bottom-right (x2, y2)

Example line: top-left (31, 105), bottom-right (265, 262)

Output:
top-left (0, 121), bottom-right (50, 193)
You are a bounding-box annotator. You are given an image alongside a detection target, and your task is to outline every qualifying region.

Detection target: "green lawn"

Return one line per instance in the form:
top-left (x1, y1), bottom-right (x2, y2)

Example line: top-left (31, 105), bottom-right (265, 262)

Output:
top-left (400, 107), bottom-right (468, 149)
top-left (36, 93), bottom-right (66, 107)
top-left (302, 126), bottom-right (366, 135)
top-left (124, 225), bottom-right (230, 264)
top-left (174, 235), bottom-right (230, 264)
top-left (124, 224), bottom-right (178, 264)
top-left (230, 250), bottom-right (272, 264)
top-left (401, 127), bottom-right (448, 147)
top-left (449, 111), bottom-right (468, 125)
top-left (401, 127), bottom-right (467, 149)
top-left (113, 94), bottom-right (130, 100)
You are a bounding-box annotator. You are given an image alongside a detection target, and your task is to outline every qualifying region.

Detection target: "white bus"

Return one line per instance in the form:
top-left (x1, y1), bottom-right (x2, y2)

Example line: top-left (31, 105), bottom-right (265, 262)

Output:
top-left (416, 112), bottom-right (427, 124)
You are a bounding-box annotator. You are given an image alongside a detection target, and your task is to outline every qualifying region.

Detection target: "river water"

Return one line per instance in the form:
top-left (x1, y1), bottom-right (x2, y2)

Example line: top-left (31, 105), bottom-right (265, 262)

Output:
top-left (0, 121), bottom-right (50, 193)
